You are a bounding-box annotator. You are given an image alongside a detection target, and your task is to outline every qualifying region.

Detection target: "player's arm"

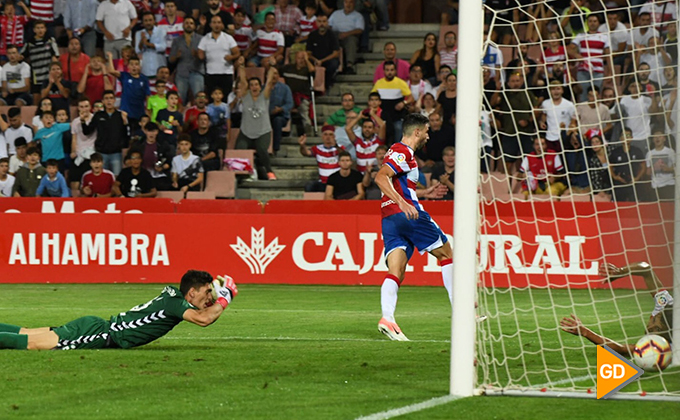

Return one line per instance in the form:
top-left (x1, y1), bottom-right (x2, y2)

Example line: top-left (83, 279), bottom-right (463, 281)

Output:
top-left (374, 164), bottom-right (418, 220)
top-left (560, 314), bottom-right (634, 357)
top-left (182, 305), bottom-right (225, 327)
top-left (600, 262), bottom-right (670, 296)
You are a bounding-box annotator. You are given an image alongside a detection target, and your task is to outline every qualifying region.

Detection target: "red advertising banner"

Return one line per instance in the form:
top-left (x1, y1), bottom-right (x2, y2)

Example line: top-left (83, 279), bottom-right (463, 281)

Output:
top-left (0, 200), bottom-right (673, 289)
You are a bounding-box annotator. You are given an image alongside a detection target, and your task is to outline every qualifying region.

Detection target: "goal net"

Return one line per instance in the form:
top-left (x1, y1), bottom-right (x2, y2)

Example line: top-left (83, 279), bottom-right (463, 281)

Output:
top-left (474, 0), bottom-right (679, 400)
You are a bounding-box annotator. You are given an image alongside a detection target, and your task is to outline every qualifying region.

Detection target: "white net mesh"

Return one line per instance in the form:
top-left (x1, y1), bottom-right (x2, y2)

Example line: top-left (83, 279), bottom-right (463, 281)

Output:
top-left (476, 0), bottom-right (679, 398)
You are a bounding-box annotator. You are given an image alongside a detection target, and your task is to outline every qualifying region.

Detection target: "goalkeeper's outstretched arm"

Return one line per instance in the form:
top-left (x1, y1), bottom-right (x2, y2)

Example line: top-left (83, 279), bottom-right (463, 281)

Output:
top-left (600, 262), bottom-right (670, 297)
top-left (560, 314), bottom-right (635, 357)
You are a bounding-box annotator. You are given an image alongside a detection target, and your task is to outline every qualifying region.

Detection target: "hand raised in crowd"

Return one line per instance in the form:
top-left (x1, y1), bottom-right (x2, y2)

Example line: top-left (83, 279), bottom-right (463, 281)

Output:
top-left (237, 56), bottom-right (245, 67)
top-left (298, 134), bottom-right (307, 146)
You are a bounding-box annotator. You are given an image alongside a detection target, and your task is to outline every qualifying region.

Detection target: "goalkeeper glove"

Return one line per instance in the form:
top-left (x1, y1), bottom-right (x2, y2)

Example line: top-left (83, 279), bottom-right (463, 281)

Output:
top-left (211, 275), bottom-right (238, 309)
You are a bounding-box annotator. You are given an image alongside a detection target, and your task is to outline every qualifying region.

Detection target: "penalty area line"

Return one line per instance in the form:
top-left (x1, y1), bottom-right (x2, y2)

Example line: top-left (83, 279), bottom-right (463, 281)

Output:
top-left (163, 336), bottom-right (451, 343)
top-left (354, 395), bottom-right (460, 420)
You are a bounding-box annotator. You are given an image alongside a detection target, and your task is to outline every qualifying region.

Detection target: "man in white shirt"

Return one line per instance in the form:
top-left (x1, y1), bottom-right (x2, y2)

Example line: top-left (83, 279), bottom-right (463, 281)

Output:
top-left (598, 8), bottom-right (628, 67)
top-left (568, 14), bottom-right (611, 102)
top-left (0, 107), bottom-right (33, 156)
top-left (620, 80), bottom-right (657, 153)
top-left (328, 0), bottom-right (364, 74)
top-left (135, 11), bottom-right (167, 78)
top-left (198, 14), bottom-right (240, 98)
top-left (627, 12), bottom-right (660, 55)
top-left (576, 86), bottom-right (612, 138)
top-left (0, 158), bottom-right (15, 197)
top-left (406, 63), bottom-right (434, 103)
top-left (96, 0), bottom-right (138, 59)
top-left (539, 81), bottom-right (576, 151)
top-left (639, 0), bottom-right (677, 34)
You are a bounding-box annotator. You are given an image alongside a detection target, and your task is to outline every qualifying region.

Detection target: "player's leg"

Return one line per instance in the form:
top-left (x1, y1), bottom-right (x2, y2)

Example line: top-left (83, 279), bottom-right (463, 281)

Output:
top-left (430, 241), bottom-right (453, 303)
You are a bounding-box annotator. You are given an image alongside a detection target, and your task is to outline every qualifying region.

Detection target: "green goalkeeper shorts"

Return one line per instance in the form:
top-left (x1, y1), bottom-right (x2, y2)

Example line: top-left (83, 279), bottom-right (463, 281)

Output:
top-left (53, 316), bottom-right (119, 350)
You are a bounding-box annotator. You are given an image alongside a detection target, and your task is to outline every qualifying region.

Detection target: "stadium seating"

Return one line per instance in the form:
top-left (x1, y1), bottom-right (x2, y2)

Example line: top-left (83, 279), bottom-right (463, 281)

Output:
top-left (156, 191), bottom-right (185, 202)
top-left (186, 191), bottom-right (217, 199)
top-left (224, 149), bottom-right (256, 174)
top-left (303, 192), bottom-right (325, 200)
top-left (204, 170), bottom-right (237, 198)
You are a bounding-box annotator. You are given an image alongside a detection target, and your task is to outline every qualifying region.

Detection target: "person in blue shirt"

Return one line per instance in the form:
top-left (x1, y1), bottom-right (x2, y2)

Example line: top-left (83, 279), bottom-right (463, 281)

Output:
top-left (106, 52), bottom-right (151, 132)
top-left (33, 111), bottom-right (71, 173)
top-left (268, 68), bottom-right (293, 155)
top-left (36, 159), bottom-right (70, 197)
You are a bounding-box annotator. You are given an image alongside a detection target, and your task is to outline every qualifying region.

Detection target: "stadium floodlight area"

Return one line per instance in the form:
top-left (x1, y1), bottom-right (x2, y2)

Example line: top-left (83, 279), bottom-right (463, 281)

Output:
top-left (452, 0), bottom-right (680, 402)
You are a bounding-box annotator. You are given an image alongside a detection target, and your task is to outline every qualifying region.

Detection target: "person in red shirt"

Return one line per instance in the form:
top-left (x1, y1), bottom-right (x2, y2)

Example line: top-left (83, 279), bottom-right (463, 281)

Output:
top-left (76, 56), bottom-right (115, 103)
top-left (519, 137), bottom-right (567, 199)
top-left (80, 152), bottom-right (116, 197)
top-left (60, 37), bottom-right (90, 82)
top-left (0, 2), bottom-right (31, 56)
top-left (183, 92), bottom-right (208, 132)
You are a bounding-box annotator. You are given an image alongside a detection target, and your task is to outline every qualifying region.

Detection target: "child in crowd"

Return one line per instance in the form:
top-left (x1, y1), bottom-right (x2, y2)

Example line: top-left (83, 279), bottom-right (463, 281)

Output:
top-left (0, 1), bottom-right (31, 61)
top-left (36, 158), bottom-right (70, 197)
top-left (147, 80), bottom-right (168, 122)
top-left (207, 86), bottom-right (230, 144)
top-left (33, 111), bottom-right (70, 172)
top-left (21, 20), bottom-right (59, 105)
top-left (0, 157), bottom-right (15, 197)
top-left (172, 134), bottom-right (204, 193)
top-left (157, 91), bottom-right (183, 146)
top-left (9, 137), bottom-right (28, 175)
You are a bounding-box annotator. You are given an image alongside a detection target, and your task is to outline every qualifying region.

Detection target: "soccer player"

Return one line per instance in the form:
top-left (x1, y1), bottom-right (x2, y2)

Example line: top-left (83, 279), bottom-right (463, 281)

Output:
top-left (0, 271), bottom-right (238, 350)
top-left (374, 113), bottom-right (451, 341)
top-left (560, 262), bottom-right (673, 356)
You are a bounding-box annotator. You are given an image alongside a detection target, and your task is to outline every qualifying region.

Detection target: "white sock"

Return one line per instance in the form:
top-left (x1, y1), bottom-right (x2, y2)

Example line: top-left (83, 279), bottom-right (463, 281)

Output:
top-left (440, 258), bottom-right (453, 305)
top-left (381, 275), bottom-right (400, 322)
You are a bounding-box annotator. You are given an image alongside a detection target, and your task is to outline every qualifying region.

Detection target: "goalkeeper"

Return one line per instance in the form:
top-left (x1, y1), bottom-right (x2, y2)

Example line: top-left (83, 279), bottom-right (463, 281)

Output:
top-left (0, 270), bottom-right (238, 350)
top-left (560, 262), bottom-right (673, 356)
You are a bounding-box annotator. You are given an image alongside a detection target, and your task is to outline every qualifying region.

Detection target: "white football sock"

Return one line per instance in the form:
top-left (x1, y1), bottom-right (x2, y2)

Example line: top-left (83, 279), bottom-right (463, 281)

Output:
top-left (440, 258), bottom-right (453, 305)
top-left (381, 275), bottom-right (400, 322)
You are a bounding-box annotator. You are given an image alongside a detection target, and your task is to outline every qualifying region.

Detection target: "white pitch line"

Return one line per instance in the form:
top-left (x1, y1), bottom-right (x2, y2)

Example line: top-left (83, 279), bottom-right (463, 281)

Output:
top-left (536, 374), bottom-right (595, 388)
top-left (354, 395), bottom-right (461, 420)
top-left (163, 336), bottom-right (451, 343)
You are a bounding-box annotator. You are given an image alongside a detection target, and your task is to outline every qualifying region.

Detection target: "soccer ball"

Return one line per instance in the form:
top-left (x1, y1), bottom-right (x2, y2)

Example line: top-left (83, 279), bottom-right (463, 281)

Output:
top-left (633, 335), bottom-right (672, 371)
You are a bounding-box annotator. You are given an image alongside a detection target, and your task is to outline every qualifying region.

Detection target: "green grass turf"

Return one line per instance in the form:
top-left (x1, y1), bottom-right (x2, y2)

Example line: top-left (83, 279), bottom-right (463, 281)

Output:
top-left (0, 284), bottom-right (677, 419)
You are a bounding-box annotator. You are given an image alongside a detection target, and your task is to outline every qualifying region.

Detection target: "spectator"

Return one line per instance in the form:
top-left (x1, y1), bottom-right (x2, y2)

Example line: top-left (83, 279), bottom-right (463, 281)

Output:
top-left (410, 33), bottom-right (440, 85)
top-left (601, 86), bottom-right (623, 143)
top-left (82, 90), bottom-right (128, 175)
top-left (149, 66), bottom-right (179, 96)
top-left (12, 146), bottom-right (46, 197)
top-left (29, 0), bottom-right (54, 23)
top-left (232, 9), bottom-right (255, 54)
top-left (32, 98), bottom-right (53, 131)
top-left (639, 0), bottom-right (676, 34)
top-left (60, 37), bottom-right (90, 83)
top-left (362, 144), bottom-right (387, 200)
top-left (107, 53), bottom-right (150, 130)
top-left (328, 0), bottom-right (364, 75)
top-left (576, 86), bottom-right (612, 138)
top-left (274, 0), bottom-right (303, 47)
top-left (306, 14), bottom-right (340, 90)
top-left (235, 59), bottom-right (277, 180)
top-left (539, 81), bottom-right (576, 152)
top-left (20, 20), bottom-right (59, 106)
top-left (36, 159), bottom-right (70, 197)
top-left (135, 11), bottom-right (167, 78)
top-left (69, 96), bottom-right (97, 191)
top-left (482, 28), bottom-right (503, 87)
top-left (433, 65), bottom-right (452, 94)
top-left (198, 15), bottom-right (240, 97)
top-left (546, 61), bottom-right (573, 102)
top-left (646, 130), bottom-right (675, 201)
top-left (113, 149), bottom-right (157, 197)
top-left (372, 61), bottom-right (412, 144)
top-left (0, 107), bottom-right (33, 157)
top-left (637, 62), bottom-right (660, 96)
top-left (325, 150), bottom-right (364, 200)
top-left (76, 57), bottom-right (114, 104)
top-left (364, 91), bottom-right (384, 124)
top-left (268, 68), bottom-right (293, 155)
top-left (562, 126), bottom-right (590, 194)
top-left (636, 38), bottom-right (673, 87)
top-left (663, 21), bottom-right (677, 64)
top-left (190, 112), bottom-right (221, 172)
top-left (296, 2), bottom-right (319, 44)
top-left (344, 111), bottom-right (385, 174)
top-left (609, 127), bottom-right (646, 202)
top-left (0, 157), bottom-right (15, 197)
top-left (63, 0), bottom-right (99, 57)
top-left (431, 146), bottom-right (455, 200)
top-left (626, 11), bottom-right (659, 76)
top-left (324, 92), bottom-right (362, 157)
top-left (568, 14), bottom-right (611, 102)
top-left (9, 137), bottom-right (28, 175)
top-left (149, 0), bottom-right (165, 22)
top-left (406, 64), bottom-right (435, 103)
top-left (147, 81), bottom-right (168, 122)
top-left (33, 111), bottom-right (71, 172)
top-left (559, 0), bottom-right (591, 37)
top-left (585, 131), bottom-right (612, 201)
top-left (227, 84), bottom-right (243, 128)
top-left (157, 0), bottom-right (184, 57)
top-left (599, 8), bottom-right (628, 68)
top-left (0, 2), bottom-right (31, 58)
top-left (157, 91), bottom-right (183, 146)
top-left (373, 42), bottom-right (410, 83)
top-left (247, 12), bottom-right (284, 70)
top-left (172, 134), bottom-right (204, 193)
top-left (299, 126), bottom-right (342, 192)
top-left (437, 73), bottom-right (457, 128)
top-left (519, 137), bottom-right (567, 200)
top-left (183, 91), bottom-right (207, 132)
top-left (132, 122), bottom-right (173, 191)
top-left (540, 32), bottom-right (567, 78)
top-left (96, 0), bottom-right (138, 59)
top-left (439, 31), bottom-right (457, 71)
top-left (80, 152), bottom-right (115, 197)
top-left (169, 17), bottom-right (204, 104)
top-left (0, 45), bottom-right (32, 106)
top-left (505, 43), bottom-right (539, 88)
top-left (415, 112), bottom-right (455, 172)
top-left (661, 67), bottom-right (677, 134)
top-left (199, 0), bottom-right (233, 35)
top-left (620, 80), bottom-right (656, 153)
top-left (207, 87), bottom-right (230, 145)
top-left (40, 62), bottom-right (72, 112)
top-left (282, 50), bottom-right (315, 135)
top-left (415, 92), bottom-right (437, 119)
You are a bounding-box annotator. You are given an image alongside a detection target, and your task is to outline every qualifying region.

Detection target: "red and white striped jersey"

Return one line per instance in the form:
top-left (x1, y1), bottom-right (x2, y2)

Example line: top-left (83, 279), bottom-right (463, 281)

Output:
top-left (255, 29), bottom-right (284, 57)
top-left (0, 15), bottom-right (30, 52)
top-left (299, 16), bottom-right (318, 38)
top-left (571, 32), bottom-right (609, 73)
top-left (310, 144), bottom-right (342, 183)
top-left (381, 142), bottom-right (422, 219)
top-left (158, 16), bottom-right (184, 55)
top-left (130, 0), bottom-right (145, 13)
top-left (151, 3), bottom-right (165, 22)
top-left (234, 25), bottom-right (254, 52)
top-left (541, 46), bottom-right (567, 74)
top-left (30, 0), bottom-right (54, 22)
top-left (354, 134), bottom-right (384, 174)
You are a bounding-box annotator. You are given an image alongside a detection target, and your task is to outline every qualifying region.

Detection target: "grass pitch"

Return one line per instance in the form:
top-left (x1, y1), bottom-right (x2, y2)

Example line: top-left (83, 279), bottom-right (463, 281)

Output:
top-left (0, 284), bottom-right (678, 419)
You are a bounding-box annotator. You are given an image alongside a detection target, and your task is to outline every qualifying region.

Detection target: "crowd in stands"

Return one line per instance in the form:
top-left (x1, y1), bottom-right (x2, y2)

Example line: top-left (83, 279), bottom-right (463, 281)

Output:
top-left (0, 0), bottom-right (677, 204)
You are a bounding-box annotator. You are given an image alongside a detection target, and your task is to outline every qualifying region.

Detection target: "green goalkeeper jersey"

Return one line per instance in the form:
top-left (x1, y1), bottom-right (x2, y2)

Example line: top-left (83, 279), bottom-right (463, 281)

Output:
top-left (108, 286), bottom-right (194, 349)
